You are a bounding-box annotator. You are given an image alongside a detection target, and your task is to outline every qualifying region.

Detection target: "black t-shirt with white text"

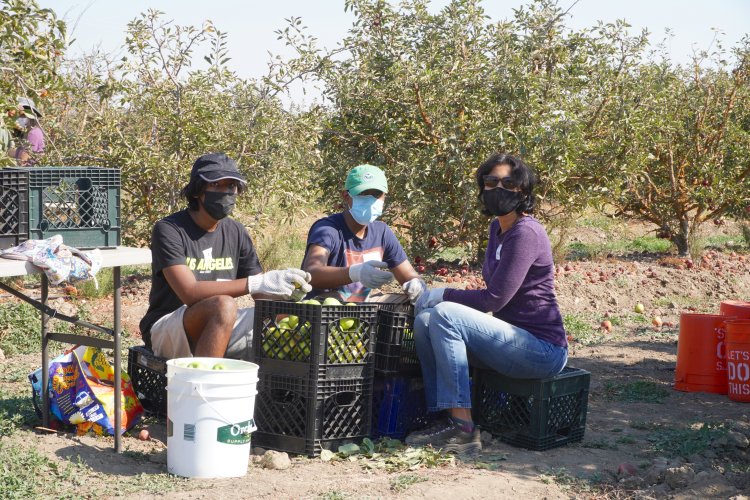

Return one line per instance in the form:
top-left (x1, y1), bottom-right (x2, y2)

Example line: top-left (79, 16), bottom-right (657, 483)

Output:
top-left (139, 209), bottom-right (263, 346)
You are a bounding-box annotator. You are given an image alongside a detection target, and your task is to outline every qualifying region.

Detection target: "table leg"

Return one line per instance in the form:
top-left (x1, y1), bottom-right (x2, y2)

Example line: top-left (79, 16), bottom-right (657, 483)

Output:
top-left (114, 266), bottom-right (122, 453)
top-left (41, 274), bottom-right (49, 428)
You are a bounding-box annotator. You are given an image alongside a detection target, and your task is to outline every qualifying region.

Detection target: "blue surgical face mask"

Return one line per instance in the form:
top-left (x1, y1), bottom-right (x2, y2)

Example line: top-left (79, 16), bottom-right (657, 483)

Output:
top-left (349, 195), bottom-right (384, 225)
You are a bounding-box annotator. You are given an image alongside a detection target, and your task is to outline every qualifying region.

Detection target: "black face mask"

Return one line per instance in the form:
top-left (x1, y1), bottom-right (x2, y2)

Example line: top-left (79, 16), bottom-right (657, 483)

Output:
top-left (482, 188), bottom-right (523, 216)
top-left (202, 191), bottom-right (236, 220)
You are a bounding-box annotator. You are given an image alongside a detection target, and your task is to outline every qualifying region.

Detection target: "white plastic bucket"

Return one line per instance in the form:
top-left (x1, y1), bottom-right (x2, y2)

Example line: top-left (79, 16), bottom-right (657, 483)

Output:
top-left (166, 357), bottom-right (259, 478)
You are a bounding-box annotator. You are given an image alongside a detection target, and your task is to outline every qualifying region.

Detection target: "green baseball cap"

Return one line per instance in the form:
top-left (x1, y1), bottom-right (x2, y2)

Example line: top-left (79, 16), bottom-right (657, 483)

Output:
top-left (345, 164), bottom-right (388, 196)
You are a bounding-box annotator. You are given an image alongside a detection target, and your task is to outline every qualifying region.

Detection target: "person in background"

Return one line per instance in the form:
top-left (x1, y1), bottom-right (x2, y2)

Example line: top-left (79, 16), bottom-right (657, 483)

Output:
top-left (139, 152), bottom-right (312, 360)
top-left (405, 153), bottom-right (568, 457)
top-left (301, 164), bottom-right (425, 304)
top-left (7, 97), bottom-right (45, 165)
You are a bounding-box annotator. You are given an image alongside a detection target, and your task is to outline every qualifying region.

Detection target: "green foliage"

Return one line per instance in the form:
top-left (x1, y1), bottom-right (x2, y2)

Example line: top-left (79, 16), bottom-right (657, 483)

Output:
top-left (43, 9), bottom-right (322, 245)
top-left (0, 0), bottom-right (66, 157)
top-left (390, 474), bottom-right (428, 492)
top-left (602, 380), bottom-right (670, 403)
top-left (284, 0), bottom-right (612, 256)
top-left (320, 437), bottom-right (454, 472)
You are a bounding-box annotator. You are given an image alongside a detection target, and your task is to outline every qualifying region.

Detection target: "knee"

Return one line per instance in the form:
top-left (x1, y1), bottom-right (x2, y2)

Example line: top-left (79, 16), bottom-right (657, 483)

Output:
top-left (414, 310), bottom-right (431, 333)
top-left (432, 301), bottom-right (461, 324)
top-left (204, 295), bottom-right (238, 325)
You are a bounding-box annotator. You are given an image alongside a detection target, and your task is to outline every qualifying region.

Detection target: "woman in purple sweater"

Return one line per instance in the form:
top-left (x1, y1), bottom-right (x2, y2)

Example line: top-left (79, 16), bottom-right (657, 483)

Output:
top-left (405, 153), bottom-right (567, 457)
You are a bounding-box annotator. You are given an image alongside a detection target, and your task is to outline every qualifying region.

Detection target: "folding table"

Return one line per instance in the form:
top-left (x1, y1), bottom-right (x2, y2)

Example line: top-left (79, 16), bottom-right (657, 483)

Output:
top-left (0, 246), bottom-right (152, 452)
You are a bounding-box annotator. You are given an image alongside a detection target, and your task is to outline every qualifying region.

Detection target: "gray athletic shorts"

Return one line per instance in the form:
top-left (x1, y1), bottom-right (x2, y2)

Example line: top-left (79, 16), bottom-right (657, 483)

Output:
top-left (150, 305), bottom-right (255, 361)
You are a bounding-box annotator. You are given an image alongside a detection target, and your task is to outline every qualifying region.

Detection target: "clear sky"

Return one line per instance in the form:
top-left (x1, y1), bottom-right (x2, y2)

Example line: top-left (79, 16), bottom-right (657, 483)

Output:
top-left (40, 0), bottom-right (749, 104)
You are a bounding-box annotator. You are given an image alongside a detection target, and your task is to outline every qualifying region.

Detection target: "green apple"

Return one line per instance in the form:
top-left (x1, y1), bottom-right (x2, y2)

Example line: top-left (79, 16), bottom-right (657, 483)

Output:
top-left (305, 299), bottom-right (321, 306)
top-left (634, 303), bottom-right (645, 314)
top-left (286, 315), bottom-right (300, 329)
top-left (346, 302), bottom-right (357, 306)
top-left (323, 297), bottom-right (342, 306)
top-left (339, 318), bottom-right (356, 331)
top-left (186, 361), bottom-right (205, 369)
top-left (212, 363), bottom-right (227, 370)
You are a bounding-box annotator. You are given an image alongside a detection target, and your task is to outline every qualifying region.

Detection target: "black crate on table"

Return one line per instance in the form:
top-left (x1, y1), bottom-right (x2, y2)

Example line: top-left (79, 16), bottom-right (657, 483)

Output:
top-left (371, 375), bottom-right (434, 440)
top-left (472, 366), bottom-right (590, 451)
top-left (374, 304), bottom-right (421, 376)
top-left (253, 299), bottom-right (378, 381)
top-left (253, 372), bottom-right (373, 457)
top-left (0, 169), bottom-right (29, 250)
top-left (9, 166), bottom-right (120, 249)
top-left (127, 345), bottom-right (167, 416)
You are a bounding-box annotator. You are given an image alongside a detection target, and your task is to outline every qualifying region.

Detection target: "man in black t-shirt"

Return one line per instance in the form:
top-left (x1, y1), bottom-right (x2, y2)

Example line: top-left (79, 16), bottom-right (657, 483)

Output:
top-left (140, 153), bottom-right (311, 360)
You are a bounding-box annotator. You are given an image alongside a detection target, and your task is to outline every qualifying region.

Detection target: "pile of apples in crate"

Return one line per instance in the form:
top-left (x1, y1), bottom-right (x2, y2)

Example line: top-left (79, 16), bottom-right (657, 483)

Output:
top-left (262, 296), bottom-right (367, 363)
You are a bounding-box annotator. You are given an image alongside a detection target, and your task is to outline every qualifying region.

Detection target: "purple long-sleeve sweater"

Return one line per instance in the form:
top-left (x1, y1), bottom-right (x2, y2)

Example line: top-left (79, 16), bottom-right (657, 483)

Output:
top-left (444, 216), bottom-right (567, 347)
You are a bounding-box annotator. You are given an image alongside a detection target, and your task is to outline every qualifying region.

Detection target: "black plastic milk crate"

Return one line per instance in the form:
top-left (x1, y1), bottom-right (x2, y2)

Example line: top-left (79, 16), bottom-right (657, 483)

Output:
top-left (127, 345), bottom-right (167, 416)
top-left (375, 304), bottom-right (420, 376)
top-left (372, 375), bottom-right (434, 440)
top-left (472, 366), bottom-right (590, 451)
top-left (253, 372), bottom-right (373, 457)
top-left (10, 166), bottom-right (121, 249)
top-left (0, 169), bottom-right (29, 250)
top-left (253, 299), bottom-right (378, 380)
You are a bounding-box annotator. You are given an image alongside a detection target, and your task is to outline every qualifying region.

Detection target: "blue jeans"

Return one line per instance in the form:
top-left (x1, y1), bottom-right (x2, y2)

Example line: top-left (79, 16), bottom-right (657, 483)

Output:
top-left (414, 301), bottom-right (568, 411)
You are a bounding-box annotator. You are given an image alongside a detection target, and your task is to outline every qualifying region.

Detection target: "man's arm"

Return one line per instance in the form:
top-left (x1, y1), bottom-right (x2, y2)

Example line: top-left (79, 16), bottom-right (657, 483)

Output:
top-left (163, 264), bottom-right (249, 306)
top-left (391, 259), bottom-right (419, 285)
top-left (302, 244), bottom-right (352, 289)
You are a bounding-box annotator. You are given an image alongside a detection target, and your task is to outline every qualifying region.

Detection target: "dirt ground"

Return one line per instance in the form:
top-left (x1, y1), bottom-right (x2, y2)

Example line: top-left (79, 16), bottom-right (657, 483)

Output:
top-left (2, 222), bottom-right (750, 499)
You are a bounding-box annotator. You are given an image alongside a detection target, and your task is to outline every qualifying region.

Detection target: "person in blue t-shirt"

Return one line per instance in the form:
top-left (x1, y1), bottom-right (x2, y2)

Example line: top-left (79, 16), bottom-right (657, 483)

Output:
top-left (302, 164), bottom-right (426, 303)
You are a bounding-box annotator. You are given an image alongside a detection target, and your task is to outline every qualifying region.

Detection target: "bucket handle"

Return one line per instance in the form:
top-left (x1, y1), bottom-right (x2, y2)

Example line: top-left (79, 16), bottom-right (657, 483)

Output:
top-left (191, 383), bottom-right (258, 432)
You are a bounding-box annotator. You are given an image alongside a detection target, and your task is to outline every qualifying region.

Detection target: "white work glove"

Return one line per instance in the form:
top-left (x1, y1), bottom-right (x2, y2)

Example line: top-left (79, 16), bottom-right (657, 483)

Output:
top-left (348, 260), bottom-right (394, 288)
top-left (247, 269), bottom-right (312, 298)
top-left (402, 278), bottom-right (427, 305)
top-left (415, 288), bottom-right (446, 312)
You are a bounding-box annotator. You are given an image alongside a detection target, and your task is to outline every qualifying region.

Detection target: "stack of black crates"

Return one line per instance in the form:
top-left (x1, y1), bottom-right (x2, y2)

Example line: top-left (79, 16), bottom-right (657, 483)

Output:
top-left (251, 300), bottom-right (378, 457)
top-left (371, 303), bottom-right (432, 440)
top-left (0, 166), bottom-right (120, 249)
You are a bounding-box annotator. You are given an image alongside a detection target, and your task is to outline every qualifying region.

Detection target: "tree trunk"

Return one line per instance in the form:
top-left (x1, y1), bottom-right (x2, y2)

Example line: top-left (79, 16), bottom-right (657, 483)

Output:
top-left (672, 218), bottom-right (690, 256)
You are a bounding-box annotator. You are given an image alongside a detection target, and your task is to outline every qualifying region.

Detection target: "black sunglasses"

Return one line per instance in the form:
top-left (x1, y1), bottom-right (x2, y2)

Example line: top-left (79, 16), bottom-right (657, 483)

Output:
top-left (483, 175), bottom-right (518, 190)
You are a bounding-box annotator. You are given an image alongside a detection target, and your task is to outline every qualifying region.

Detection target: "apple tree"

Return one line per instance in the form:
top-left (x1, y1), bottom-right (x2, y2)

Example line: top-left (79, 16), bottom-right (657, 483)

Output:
top-left (280, 0), bottom-right (626, 258)
top-left (583, 36), bottom-right (750, 255)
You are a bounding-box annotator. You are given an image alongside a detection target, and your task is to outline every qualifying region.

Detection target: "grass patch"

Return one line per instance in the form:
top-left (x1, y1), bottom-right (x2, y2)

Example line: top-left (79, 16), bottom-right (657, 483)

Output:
top-left (615, 436), bottom-right (637, 445)
top-left (563, 314), bottom-right (604, 345)
top-left (538, 467), bottom-right (605, 494)
top-left (0, 393), bottom-right (39, 437)
top-left (566, 236), bottom-right (673, 261)
top-left (579, 439), bottom-right (617, 450)
top-left (0, 302), bottom-right (43, 356)
top-left (702, 234), bottom-right (748, 251)
top-left (647, 422), bottom-right (730, 458)
top-left (319, 491), bottom-right (350, 500)
top-left (0, 442), bottom-right (89, 498)
top-left (602, 380), bottom-right (670, 403)
top-left (390, 473), bottom-right (428, 492)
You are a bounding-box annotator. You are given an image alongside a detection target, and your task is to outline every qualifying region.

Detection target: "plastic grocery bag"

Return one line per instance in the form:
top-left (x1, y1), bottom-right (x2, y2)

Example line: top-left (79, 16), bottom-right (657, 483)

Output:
top-left (1, 235), bottom-right (102, 286)
top-left (28, 346), bottom-right (144, 436)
